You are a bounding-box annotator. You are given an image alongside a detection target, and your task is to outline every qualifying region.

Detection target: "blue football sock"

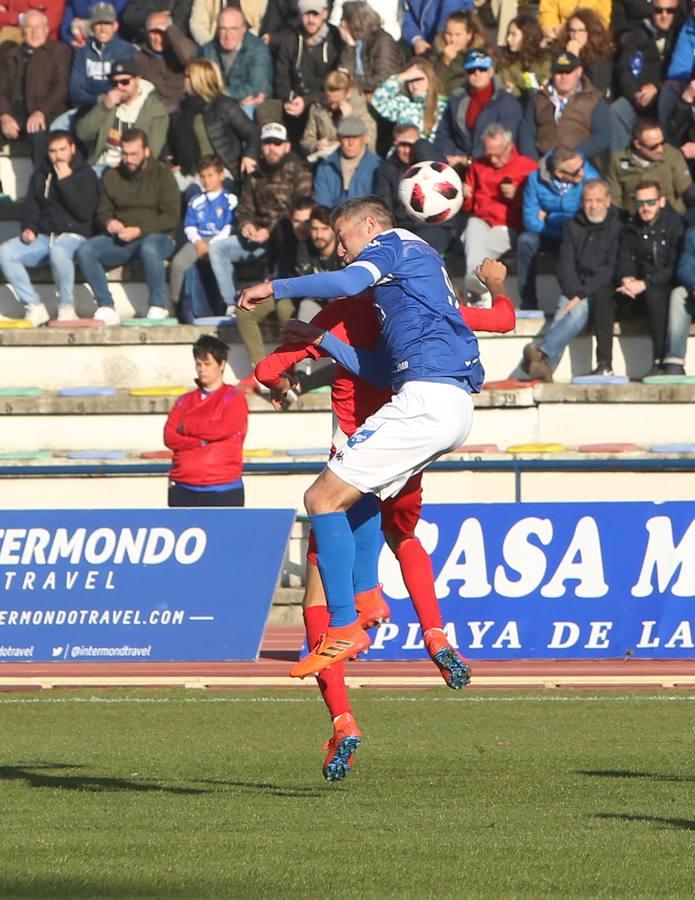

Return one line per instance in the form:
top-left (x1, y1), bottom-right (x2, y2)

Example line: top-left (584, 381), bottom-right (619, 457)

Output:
top-left (310, 512), bottom-right (357, 628)
top-left (347, 494), bottom-right (382, 595)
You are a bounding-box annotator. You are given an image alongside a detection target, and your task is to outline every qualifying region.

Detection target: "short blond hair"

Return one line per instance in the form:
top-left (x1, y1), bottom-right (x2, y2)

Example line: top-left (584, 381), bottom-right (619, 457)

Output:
top-left (324, 70), bottom-right (352, 93)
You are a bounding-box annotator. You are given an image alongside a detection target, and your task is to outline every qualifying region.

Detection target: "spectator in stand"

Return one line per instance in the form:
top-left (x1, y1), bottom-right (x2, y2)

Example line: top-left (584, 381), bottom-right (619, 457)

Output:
top-left (431, 10), bottom-right (492, 98)
top-left (606, 119), bottom-right (692, 215)
top-left (372, 60), bottom-right (447, 145)
top-left (67, 3), bottom-right (136, 113)
top-left (496, 15), bottom-right (551, 103)
top-left (611, 0), bottom-right (685, 38)
top-left (521, 180), bottom-right (621, 382)
top-left (133, 10), bottom-right (197, 114)
top-left (461, 123), bottom-right (537, 304)
top-left (229, 197), bottom-right (311, 385)
top-left (403, 0), bottom-right (475, 58)
top-left (169, 155), bottom-right (237, 311)
top-left (337, 2), bottom-right (404, 96)
top-left (260, 0), bottom-right (301, 49)
top-left (665, 2), bottom-right (695, 81)
top-left (301, 70), bottom-right (375, 160)
top-left (0, 130), bottom-right (98, 327)
top-left (191, 0), bottom-right (292, 46)
top-left (664, 75), bottom-right (695, 177)
top-left (434, 49), bottom-right (523, 171)
top-left (313, 116), bottom-right (381, 209)
top-left (539, 0), bottom-right (610, 42)
top-left (518, 52), bottom-right (610, 162)
top-left (270, 202), bottom-right (341, 320)
top-left (553, 9), bottom-right (614, 97)
top-left (329, 0), bottom-right (401, 41)
top-left (200, 7), bottom-right (272, 117)
top-left (0, 1), bottom-right (60, 44)
top-left (208, 121), bottom-right (312, 315)
top-left (374, 122), bottom-right (455, 254)
top-left (164, 334), bottom-right (248, 508)
top-left (76, 128), bottom-right (179, 325)
top-left (518, 145), bottom-right (599, 310)
top-left (615, 180), bottom-right (684, 378)
top-left (268, 0), bottom-right (342, 142)
top-left (121, 0), bottom-right (194, 42)
top-left (611, 1), bottom-right (680, 153)
top-left (76, 60), bottom-right (169, 168)
top-left (664, 225), bottom-right (695, 374)
top-left (169, 58), bottom-right (259, 187)
top-left (0, 11), bottom-right (71, 166)
top-left (61, 0), bottom-right (127, 45)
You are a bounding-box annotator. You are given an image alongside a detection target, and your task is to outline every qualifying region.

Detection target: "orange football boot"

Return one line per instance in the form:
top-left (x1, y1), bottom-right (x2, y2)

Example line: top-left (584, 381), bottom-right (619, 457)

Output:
top-left (290, 621), bottom-right (370, 678)
top-left (322, 712), bottom-right (362, 782)
top-left (424, 627), bottom-right (471, 690)
top-left (355, 586), bottom-right (391, 629)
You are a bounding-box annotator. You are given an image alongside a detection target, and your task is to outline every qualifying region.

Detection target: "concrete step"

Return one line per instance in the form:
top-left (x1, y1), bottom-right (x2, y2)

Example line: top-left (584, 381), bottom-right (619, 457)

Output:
top-left (2, 383), bottom-right (695, 451)
top-left (1, 312), bottom-right (693, 388)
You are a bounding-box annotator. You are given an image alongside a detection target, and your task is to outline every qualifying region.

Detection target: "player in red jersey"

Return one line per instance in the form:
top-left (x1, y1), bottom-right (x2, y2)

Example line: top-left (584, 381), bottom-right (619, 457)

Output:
top-left (256, 259), bottom-right (515, 781)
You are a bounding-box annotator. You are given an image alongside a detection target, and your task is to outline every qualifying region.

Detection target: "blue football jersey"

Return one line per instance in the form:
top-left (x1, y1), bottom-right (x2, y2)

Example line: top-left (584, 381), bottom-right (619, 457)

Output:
top-left (184, 190), bottom-right (237, 240)
top-left (351, 229), bottom-right (483, 390)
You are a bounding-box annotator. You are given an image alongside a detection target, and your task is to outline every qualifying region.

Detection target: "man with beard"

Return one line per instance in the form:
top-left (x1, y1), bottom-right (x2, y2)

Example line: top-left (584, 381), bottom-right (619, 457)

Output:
top-left (76, 128), bottom-right (179, 325)
top-left (521, 179), bottom-right (622, 381)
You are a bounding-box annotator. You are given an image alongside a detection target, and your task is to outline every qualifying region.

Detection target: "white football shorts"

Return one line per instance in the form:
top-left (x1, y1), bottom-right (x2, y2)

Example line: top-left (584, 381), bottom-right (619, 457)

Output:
top-left (327, 380), bottom-right (474, 500)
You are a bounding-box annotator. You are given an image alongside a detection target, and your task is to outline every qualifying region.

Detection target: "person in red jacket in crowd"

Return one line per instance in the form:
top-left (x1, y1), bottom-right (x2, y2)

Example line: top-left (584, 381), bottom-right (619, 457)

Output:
top-left (164, 334), bottom-right (248, 507)
top-left (255, 258), bottom-right (515, 782)
top-left (462, 122), bottom-right (537, 305)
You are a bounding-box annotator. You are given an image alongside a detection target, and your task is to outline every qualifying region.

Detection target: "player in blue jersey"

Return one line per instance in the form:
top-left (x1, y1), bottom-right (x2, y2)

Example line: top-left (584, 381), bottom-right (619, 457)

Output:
top-left (239, 196), bottom-right (484, 678)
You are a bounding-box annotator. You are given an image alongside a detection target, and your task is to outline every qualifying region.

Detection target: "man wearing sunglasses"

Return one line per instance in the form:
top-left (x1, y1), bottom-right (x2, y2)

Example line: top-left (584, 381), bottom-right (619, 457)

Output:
top-left (433, 48), bottom-right (522, 166)
top-left (615, 180), bottom-right (684, 378)
top-left (611, 1), bottom-right (681, 152)
top-left (76, 59), bottom-right (169, 167)
top-left (517, 144), bottom-right (599, 310)
top-left (606, 118), bottom-right (691, 215)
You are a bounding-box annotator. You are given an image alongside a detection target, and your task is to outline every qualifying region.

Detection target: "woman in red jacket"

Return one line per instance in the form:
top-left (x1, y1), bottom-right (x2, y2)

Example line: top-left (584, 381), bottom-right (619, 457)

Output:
top-left (164, 335), bottom-right (248, 507)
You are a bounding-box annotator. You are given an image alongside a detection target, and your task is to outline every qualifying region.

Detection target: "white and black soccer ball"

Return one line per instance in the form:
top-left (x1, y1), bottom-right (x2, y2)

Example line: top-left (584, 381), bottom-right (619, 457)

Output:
top-left (398, 160), bottom-right (464, 224)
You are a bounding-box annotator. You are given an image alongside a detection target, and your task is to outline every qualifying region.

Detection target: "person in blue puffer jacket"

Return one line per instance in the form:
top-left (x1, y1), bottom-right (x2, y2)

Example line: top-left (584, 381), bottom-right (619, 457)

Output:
top-left (313, 117), bottom-right (381, 208)
top-left (68, 2), bottom-right (135, 109)
top-left (517, 145), bottom-right (598, 309)
top-left (403, 0), bottom-right (475, 56)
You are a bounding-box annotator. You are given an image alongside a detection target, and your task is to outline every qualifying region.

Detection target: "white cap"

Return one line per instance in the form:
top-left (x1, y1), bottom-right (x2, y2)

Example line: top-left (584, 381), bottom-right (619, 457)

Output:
top-left (260, 122), bottom-right (288, 143)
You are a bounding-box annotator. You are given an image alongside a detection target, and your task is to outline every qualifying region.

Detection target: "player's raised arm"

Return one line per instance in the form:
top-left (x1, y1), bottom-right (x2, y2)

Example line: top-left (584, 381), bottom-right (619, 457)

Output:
top-left (462, 259), bottom-right (517, 333)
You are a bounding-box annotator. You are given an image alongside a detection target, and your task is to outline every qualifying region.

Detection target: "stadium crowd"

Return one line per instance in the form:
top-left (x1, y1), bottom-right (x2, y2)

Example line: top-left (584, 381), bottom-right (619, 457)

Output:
top-left (1, 0), bottom-right (695, 378)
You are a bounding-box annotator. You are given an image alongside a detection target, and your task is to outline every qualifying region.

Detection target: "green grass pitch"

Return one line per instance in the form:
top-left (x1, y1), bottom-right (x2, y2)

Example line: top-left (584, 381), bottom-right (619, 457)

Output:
top-left (1, 689), bottom-right (694, 899)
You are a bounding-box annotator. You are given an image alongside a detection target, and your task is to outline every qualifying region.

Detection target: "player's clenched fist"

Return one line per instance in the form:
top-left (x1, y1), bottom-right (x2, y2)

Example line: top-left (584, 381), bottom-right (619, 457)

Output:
top-left (475, 258), bottom-right (507, 286)
top-left (237, 280), bottom-right (274, 310)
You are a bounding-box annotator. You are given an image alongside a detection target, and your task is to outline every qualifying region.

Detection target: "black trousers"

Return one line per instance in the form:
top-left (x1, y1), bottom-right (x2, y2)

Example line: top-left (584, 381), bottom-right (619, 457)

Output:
top-left (591, 284), bottom-right (671, 368)
top-left (168, 483), bottom-right (245, 507)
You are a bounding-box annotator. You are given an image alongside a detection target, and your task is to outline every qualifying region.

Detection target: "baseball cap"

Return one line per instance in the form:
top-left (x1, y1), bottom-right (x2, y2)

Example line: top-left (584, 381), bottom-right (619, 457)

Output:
top-left (298, 0), bottom-right (327, 12)
top-left (110, 59), bottom-right (138, 78)
top-left (463, 49), bottom-right (493, 71)
top-left (337, 116), bottom-right (367, 137)
top-left (260, 122), bottom-right (288, 143)
top-left (552, 51), bottom-right (581, 74)
top-left (90, 2), bottom-right (117, 23)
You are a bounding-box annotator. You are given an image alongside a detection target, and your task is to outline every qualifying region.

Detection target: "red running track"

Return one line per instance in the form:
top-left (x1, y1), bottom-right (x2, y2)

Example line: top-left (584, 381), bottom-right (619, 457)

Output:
top-left (0, 628), bottom-right (694, 689)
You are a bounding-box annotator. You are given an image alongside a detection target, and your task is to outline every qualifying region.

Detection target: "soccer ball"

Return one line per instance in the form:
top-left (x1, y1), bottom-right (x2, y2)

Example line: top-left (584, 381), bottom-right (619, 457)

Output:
top-left (398, 160), bottom-right (463, 225)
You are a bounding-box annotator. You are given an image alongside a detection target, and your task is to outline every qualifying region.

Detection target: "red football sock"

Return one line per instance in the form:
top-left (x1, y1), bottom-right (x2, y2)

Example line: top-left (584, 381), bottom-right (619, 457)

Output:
top-left (303, 605), bottom-right (351, 719)
top-left (396, 538), bottom-right (443, 634)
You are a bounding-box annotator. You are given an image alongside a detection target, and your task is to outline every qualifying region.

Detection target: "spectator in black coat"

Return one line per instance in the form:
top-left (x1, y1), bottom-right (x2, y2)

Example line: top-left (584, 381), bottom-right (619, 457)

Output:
top-left (611, 1), bottom-right (681, 152)
top-left (337, 1), bottom-right (405, 95)
top-left (665, 75), bottom-right (695, 175)
top-left (616, 180), bottom-right (685, 377)
top-left (521, 179), bottom-right (622, 381)
top-left (0, 131), bottom-right (99, 326)
top-left (374, 122), bottom-right (456, 254)
top-left (263, 0), bottom-right (342, 142)
top-left (169, 58), bottom-right (259, 187)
